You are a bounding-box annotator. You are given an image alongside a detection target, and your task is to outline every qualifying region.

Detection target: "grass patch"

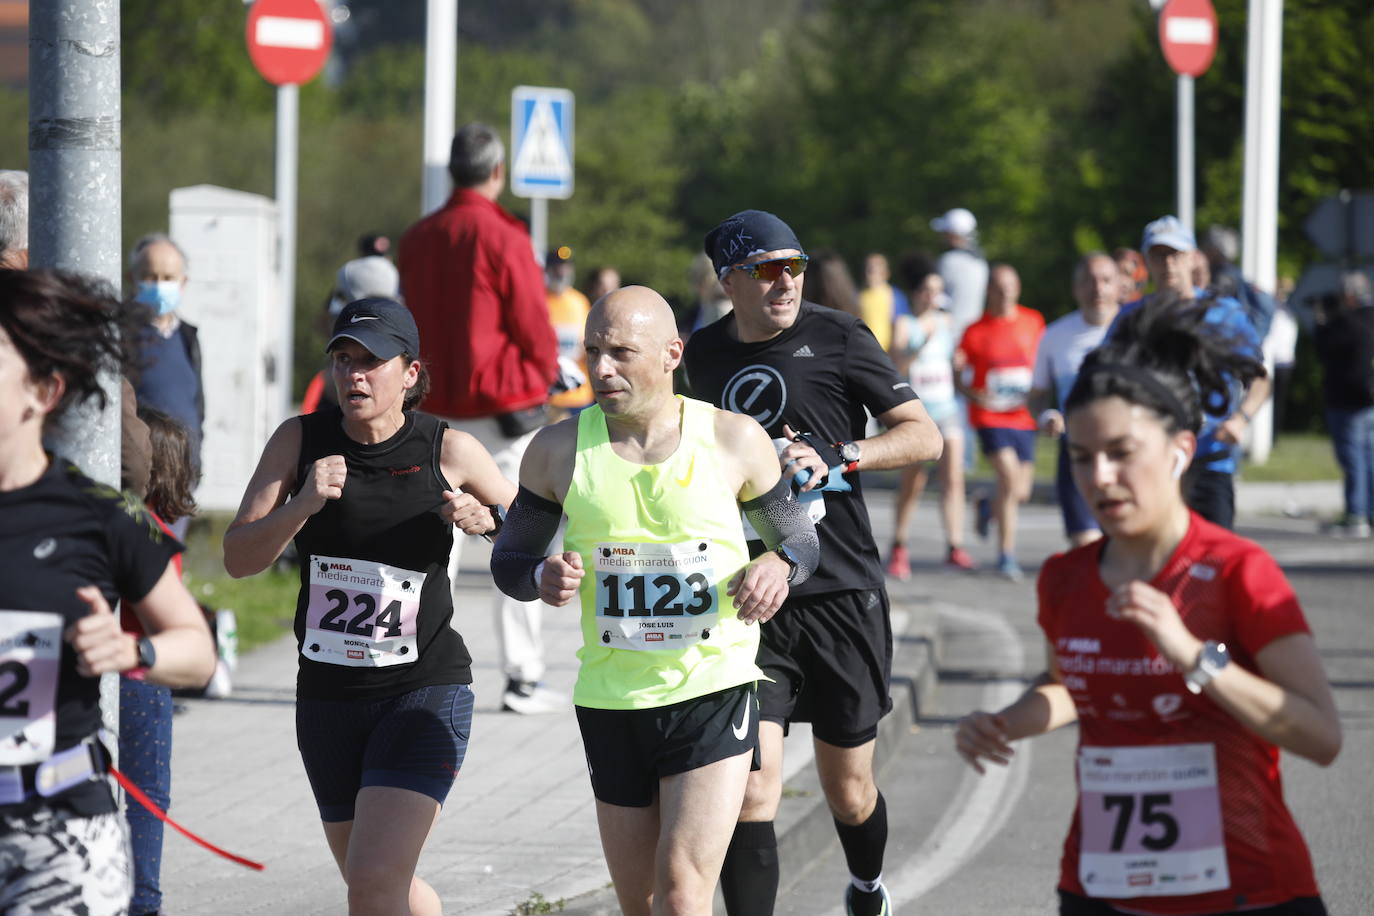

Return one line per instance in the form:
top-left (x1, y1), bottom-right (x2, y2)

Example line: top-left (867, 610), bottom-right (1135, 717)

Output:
top-left (180, 512), bottom-right (297, 654)
top-left (510, 892), bottom-right (565, 915)
top-left (1239, 432), bottom-right (1340, 482)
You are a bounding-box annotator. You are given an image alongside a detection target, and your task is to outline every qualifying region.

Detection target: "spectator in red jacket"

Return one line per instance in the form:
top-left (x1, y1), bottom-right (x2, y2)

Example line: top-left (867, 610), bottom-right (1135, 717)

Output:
top-left (399, 122), bottom-right (564, 714)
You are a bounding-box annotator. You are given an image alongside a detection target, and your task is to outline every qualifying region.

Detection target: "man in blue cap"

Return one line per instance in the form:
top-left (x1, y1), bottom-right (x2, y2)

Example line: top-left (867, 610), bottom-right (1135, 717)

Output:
top-left (1110, 216), bottom-right (1271, 529)
top-left (685, 209), bottom-right (943, 916)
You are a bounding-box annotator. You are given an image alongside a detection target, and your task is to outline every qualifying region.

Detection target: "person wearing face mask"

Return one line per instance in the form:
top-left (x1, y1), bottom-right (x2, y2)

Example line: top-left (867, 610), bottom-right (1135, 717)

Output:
top-left (128, 233), bottom-right (203, 540)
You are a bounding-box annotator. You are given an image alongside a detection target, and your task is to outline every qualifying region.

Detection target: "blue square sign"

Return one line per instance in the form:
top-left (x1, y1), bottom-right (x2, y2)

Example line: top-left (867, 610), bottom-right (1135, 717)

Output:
top-left (511, 86), bottom-right (574, 200)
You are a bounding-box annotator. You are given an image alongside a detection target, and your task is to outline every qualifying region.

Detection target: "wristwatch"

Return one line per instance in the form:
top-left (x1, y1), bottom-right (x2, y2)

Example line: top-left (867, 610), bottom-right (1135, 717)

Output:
top-left (774, 545), bottom-right (800, 583)
top-left (837, 440), bottom-right (862, 474)
top-left (1183, 640), bottom-right (1229, 694)
top-left (481, 504), bottom-right (506, 543)
top-left (135, 636), bottom-right (157, 671)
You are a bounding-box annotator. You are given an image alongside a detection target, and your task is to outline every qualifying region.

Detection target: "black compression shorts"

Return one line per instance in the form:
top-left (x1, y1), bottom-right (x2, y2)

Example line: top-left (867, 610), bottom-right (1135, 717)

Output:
top-left (296, 683), bottom-right (473, 822)
top-left (755, 588), bottom-right (893, 747)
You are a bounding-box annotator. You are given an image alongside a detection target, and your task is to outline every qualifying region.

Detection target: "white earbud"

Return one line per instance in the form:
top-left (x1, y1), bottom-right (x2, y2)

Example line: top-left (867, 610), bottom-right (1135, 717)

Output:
top-left (1170, 447), bottom-right (1189, 481)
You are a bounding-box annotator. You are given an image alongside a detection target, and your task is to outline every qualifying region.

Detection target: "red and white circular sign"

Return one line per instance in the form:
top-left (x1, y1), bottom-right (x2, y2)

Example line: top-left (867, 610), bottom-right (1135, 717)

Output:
top-left (246, 0), bottom-right (333, 87)
top-left (1159, 0), bottom-right (1218, 78)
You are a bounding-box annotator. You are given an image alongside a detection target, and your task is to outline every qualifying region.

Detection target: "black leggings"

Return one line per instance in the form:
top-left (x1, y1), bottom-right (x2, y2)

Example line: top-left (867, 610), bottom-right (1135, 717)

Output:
top-left (1058, 890), bottom-right (1328, 916)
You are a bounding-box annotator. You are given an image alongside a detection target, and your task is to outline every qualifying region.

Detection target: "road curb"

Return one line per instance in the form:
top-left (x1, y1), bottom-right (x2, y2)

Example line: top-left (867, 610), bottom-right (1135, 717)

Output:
top-left (557, 596), bottom-right (940, 916)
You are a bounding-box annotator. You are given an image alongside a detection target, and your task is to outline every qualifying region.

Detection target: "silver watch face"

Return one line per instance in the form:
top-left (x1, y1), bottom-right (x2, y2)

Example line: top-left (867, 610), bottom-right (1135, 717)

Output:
top-left (840, 442), bottom-right (861, 462)
top-left (1201, 641), bottom-right (1230, 671)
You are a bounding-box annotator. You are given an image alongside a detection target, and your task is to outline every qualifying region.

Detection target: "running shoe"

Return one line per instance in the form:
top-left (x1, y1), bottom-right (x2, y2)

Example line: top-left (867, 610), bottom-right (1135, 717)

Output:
top-left (945, 546), bottom-right (975, 571)
top-left (885, 544), bottom-right (911, 581)
top-left (202, 659), bottom-right (233, 699)
top-left (501, 679), bottom-right (569, 714)
top-left (844, 882), bottom-right (891, 916)
top-left (975, 495), bottom-right (992, 541)
top-left (996, 553), bottom-right (1024, 582)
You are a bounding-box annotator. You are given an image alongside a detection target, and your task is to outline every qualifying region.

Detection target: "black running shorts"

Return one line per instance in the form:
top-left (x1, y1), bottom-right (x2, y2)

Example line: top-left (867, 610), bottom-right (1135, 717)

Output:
top-left (575, 683), bottom-right (759, 808)
top-left (755, 588), bottom-right (893, 748)
top-left (296, 683), bottom-right (474, 822)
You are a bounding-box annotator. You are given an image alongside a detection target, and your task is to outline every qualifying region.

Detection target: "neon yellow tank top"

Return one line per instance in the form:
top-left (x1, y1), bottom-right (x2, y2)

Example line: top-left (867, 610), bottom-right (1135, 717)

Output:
top-left (564, 396), bottom-right (761, 710)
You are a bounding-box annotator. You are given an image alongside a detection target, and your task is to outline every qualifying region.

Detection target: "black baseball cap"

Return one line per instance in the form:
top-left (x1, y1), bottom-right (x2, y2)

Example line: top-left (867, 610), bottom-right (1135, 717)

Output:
top-left (326, 297), bottom-right (420, 360)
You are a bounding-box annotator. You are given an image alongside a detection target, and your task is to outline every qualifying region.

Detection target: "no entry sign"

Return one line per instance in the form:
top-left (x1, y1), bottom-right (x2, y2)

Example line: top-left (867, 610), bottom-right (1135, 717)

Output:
top-left (1159, 0), bottom-right (1218, 78)
top-left (246, 0), bottom-right (332, 87)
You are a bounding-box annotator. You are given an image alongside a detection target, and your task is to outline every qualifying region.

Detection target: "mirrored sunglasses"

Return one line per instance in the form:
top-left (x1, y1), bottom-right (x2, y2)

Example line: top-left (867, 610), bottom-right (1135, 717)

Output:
top-left (733, 255), bottom-right (809, 282)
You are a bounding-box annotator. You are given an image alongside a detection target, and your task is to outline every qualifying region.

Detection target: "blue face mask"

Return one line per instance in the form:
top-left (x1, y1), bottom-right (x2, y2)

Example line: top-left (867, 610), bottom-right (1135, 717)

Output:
top-left (135, 280), bottom-right (181, 316)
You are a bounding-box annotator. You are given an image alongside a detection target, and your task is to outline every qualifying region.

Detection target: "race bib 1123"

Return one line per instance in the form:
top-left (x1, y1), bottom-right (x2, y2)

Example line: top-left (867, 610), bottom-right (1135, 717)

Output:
top-left (592, 540), bottom-right (720, 651)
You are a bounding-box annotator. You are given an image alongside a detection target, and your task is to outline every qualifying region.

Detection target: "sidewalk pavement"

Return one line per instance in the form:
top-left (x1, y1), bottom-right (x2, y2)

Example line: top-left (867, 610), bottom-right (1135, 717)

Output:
top-left (159, 480), bottom-right (1335, 915)
top-left (161, 519), bottom-right (936, 916)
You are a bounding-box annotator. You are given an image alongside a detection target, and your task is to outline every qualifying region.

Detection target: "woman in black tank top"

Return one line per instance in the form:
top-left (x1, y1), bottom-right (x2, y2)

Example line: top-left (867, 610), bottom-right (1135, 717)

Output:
top-left (224, 298), bottom-right (515, 915)
top-left (0, 270), bottom-right (216, 912)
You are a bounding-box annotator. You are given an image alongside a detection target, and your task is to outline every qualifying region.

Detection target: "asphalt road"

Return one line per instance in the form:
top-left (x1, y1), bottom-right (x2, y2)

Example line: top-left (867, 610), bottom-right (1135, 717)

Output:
top-left (775, 504), bottom-right (1374, 915)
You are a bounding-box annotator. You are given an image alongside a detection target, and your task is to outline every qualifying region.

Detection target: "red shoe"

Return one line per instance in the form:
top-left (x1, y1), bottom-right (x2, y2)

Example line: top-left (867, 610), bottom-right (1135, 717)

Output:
top-left (945, 546), bottom-right (975, 570)
top-left (885, 544), bottom-right (911, 581)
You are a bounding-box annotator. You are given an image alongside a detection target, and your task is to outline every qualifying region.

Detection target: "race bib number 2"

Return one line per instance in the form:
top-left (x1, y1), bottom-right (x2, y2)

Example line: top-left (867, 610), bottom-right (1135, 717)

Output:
top-left (303, 556), bottom-right (423, 668)
top-left (0, 611), bottom-right (63, 765)
top-left (594, 541), bottom-right (719, 651)
top-left (1077, 743), bottom-right (1229, 898)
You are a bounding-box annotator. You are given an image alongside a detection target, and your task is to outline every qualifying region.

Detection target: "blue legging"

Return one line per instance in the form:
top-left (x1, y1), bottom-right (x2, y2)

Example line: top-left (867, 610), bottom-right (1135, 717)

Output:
top-left (119, 676), bottom-right (173, 916)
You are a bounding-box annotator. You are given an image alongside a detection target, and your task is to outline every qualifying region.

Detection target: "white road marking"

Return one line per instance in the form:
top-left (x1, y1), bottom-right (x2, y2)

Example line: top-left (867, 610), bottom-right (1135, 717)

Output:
top-left (890, 604), bottom-right (1034, 905)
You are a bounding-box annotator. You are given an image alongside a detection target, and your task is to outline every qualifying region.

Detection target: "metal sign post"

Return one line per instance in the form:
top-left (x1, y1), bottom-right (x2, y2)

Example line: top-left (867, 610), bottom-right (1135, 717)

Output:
top-left (1158, 0), bottom-right (1219, 233)
top-left (1240, 0), bottom-right (1284, 464)
top-left (510, 86), bottom-right (575, 261)
top-left (245, 0), bottom-right (332, 411)
top-left (422, 0), bottom-right (458, 215)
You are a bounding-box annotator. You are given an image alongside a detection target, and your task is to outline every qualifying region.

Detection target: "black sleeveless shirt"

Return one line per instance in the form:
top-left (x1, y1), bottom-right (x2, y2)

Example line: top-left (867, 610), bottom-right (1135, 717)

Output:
top-left (292, 408), bottom-right (471, 699)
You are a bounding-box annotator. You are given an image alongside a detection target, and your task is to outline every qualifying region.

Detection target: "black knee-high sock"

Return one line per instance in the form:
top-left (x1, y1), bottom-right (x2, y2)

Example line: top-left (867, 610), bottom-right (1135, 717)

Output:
top-left (720, 820), bottom-right (778, 916)
top-left (834, 791), bottom-right (888, 884)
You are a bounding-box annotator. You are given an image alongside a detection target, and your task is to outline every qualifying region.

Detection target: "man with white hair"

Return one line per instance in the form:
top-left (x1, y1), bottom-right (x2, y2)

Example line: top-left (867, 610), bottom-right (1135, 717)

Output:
top-left (931, 207), bottom-right (989, 339)
top-left (0, 169), bottom-right (28, 268)
top-left (399, 121), bottom-right (562, 714)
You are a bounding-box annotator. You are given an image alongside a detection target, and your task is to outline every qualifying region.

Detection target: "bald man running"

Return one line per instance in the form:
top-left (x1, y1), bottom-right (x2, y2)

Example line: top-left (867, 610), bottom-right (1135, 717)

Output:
top-left (492, 287), bottom-right (820, 915)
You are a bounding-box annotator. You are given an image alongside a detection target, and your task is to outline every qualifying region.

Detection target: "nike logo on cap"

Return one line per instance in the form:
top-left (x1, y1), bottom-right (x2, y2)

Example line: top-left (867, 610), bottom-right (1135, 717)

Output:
top-left (351, 315), bottom-right (380, 323)
top-left (732, 696), bottom-right (751, 740)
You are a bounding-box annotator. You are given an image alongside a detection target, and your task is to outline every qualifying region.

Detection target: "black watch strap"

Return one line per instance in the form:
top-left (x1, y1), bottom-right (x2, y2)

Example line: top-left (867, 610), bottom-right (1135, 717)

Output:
top-left (774, 546), bottom-right (799, 583)
top-left (136, 636), bottom-right (157, 670)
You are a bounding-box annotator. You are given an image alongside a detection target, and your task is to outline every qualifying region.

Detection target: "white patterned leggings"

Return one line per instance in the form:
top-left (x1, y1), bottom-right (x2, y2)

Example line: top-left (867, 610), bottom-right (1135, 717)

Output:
top-left (0, 807), bottom-right (131, 915)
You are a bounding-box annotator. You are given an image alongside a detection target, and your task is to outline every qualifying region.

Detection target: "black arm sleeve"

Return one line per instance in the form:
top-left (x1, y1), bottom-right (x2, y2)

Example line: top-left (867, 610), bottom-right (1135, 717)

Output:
top-left (739, 477), bottom-right (820, 587)
top-left (490, 486), bottom-right (565, 601)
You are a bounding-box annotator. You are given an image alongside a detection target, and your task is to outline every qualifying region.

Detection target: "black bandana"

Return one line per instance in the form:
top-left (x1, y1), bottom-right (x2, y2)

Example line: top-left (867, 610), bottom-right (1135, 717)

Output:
top-left (703, 210), bottom-right (804, 277)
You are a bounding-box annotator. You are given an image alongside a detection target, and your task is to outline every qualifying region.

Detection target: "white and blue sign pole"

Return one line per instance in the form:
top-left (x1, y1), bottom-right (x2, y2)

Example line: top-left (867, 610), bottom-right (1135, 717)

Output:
top-left (510, 85), bottom-right (574, 262)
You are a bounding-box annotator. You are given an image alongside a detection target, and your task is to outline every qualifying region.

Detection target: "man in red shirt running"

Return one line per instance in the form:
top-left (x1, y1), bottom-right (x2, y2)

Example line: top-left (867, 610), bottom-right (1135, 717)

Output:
top-left (954, 263), bottom-right (1045, 580)
top-left (399, 122), bottom-right (563, 714)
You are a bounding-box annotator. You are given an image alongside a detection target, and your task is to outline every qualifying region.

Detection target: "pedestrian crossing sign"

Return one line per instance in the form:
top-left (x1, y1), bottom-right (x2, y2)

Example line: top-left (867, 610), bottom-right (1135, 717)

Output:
top-left (511, 86), bottom-right (574, 200)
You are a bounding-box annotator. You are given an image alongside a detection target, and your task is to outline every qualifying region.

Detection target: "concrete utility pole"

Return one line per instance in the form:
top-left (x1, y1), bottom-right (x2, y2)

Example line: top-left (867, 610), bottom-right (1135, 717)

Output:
top-left (28, 0), bottom-right (123, 748)
top-left (422, 0), bottom-right (458, 215)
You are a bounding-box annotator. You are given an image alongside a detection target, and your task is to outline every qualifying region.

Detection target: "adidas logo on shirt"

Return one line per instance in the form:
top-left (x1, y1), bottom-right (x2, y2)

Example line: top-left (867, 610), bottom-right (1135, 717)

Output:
top-left (792, 345), bottom-right (815, 358)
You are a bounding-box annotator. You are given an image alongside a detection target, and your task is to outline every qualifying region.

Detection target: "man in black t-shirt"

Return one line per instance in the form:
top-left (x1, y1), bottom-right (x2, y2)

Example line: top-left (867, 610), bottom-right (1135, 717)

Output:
top-left (685, 210), bottom-right (942, 916)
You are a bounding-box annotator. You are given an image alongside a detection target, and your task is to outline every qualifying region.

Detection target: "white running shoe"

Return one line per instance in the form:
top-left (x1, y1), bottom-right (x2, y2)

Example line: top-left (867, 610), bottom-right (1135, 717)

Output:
top-left (501, 680), bottom-right (568, 714)
top-left (203, 659), bottom-right (233, 699)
